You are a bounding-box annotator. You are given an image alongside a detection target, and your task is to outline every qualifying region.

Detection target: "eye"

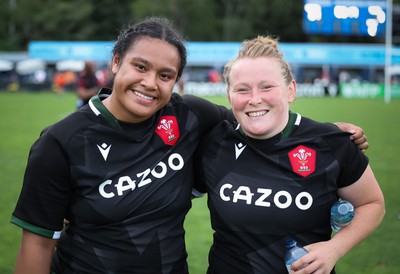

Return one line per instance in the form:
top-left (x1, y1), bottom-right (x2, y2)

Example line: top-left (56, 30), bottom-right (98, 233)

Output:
top-left (159, 73), bottom-right (173, 81)
top-left (233, 87), bottom-right (249, 93)
top-left (135, 64), bottom-right (146, 71)
top-left (261, 85), bottom-right (272, 91)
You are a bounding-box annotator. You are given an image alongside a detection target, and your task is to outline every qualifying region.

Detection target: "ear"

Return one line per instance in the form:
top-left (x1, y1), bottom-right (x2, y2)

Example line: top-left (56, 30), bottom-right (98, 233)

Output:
top-left (111, 55), bottom-right (120, 74)
top-left (288, 80), bottom-right (296, 103)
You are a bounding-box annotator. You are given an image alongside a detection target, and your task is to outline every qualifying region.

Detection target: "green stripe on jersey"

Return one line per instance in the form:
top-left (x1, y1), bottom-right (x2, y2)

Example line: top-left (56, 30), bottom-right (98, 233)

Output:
top-left (10, 215), bottom-right (62, 239)
top-left (90, 95), bottom-right (122, 130)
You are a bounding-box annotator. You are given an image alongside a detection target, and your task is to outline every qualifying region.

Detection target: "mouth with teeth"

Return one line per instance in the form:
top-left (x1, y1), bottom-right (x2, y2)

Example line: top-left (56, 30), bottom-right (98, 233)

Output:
top-left (133, 90), bottom-right (155, 101)
top-left (247, 110), bottom-right (268, 117)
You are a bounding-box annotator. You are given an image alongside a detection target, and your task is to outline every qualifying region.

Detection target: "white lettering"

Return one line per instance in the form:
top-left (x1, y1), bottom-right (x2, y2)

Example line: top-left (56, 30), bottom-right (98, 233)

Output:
top-left (137, 169), bottom-right (152, 187)
top-left (218, 183), bottom-right (313, 210)
top-left (115, 176), bottom-right (136, 196)
top-left (99, 179), bottom-right (114, 198)
top-left (151, 162), bottom-right (167, 178)
top-left (295, 192), bottom-right (313, 210)
top-left (98, 153), bottom-right (185, 198)
top-left (255, 188), bottom-right (272, 207)
top-left (220, 184), bottom-right (232, 201)
top-left (274, 191), bottom-right (292, 209)
top-left (233, 186), bottom-right (254, 204)
top-left (169, 153), bottom-right (184, 170)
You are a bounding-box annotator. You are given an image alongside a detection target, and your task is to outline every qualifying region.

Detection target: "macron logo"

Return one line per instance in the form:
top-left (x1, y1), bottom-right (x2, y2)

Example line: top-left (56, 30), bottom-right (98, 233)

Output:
top-left (235, 143), bottom-right (246, 159)
top-left (97, 143), bottom-right (111, 161)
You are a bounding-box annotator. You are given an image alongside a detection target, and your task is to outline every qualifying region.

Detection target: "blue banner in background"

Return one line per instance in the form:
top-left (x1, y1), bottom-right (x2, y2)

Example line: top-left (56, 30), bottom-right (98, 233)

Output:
top-left (29, 41), bottom-right (400, 66)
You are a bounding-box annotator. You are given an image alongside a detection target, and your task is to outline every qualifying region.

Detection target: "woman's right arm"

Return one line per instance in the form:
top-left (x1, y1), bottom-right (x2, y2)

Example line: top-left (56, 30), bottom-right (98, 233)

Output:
top-left (15, 229), bottom-right (57, 274)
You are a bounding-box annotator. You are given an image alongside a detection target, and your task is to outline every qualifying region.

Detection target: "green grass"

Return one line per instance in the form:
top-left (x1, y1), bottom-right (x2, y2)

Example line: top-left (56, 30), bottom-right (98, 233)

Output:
top-left (1, 91), bottom-right (399, 274)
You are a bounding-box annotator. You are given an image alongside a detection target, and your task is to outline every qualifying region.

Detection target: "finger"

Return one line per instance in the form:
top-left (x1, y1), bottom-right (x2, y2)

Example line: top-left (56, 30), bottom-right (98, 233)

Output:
top-left (358, 142), bottom-right (369, 151)
top-left (353, 136), bottom-right (368, 145)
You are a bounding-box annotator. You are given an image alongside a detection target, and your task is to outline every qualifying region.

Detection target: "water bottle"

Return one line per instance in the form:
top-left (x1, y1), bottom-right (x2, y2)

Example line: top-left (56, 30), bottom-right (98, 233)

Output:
top-left (285, 239), bottom-right (308, 273)
top-left (330, 199), bottom-right (355, 232)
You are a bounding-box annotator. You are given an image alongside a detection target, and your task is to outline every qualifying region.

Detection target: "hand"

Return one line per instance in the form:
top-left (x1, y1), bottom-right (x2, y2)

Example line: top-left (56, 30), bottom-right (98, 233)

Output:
top-left (334, 122), bottom-right (369, 152)
top-left (290, 241), bottom-right (340, 274)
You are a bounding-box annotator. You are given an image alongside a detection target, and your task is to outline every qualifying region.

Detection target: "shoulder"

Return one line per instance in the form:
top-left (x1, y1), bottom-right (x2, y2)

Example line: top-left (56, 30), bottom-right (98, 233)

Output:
top-left (41, 106), bottom-right (97, 142)
top-left (200, 120), bottom-right (235, 146)
top-left (170, 93), bottom-right (217, 109)
top-left (168, 93), bottom-right (232, 129)
top-left (298, 116), bottom-right (344, 136)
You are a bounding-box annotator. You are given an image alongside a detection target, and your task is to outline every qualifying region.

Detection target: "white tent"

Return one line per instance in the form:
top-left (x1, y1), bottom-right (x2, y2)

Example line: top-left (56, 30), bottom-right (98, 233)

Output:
top-left (0, 59), bottom-right (13, 72)
top-left (16, 59), bottom-right (46, 75)
top-left (388, 65), bottom-right (400, 75)
top-left (56, 60), bottom-right (85, 72)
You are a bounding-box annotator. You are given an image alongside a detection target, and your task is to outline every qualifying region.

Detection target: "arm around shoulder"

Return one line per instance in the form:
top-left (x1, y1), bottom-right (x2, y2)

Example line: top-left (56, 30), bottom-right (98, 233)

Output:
top-left (334, 122), bottom-right (369, 152)
top-left (15, 229), bottom-right (57, 274)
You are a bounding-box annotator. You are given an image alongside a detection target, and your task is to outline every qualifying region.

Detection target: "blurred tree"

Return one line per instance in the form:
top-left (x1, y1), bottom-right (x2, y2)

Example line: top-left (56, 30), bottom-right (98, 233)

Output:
top-left (131, 0), bottom-right (219, 41)
top-left (0, 0), bottom-right (399, 51)
top-left (216, 0), bottom-right (268, 41)
top-left (251, 0), bottom-right (307, 42)
top-left (11, 0), bottom-right (93, 46)
top-left (3, 0), bottom-right (132, 50)
top-left (0, 0), bottom-right (21, 50)
top-left (89, 0), bottom-right (132, 40)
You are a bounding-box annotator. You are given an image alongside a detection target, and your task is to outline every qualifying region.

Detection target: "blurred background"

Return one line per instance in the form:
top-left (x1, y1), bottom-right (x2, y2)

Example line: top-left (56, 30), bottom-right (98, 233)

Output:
top-left (0, 0), bottom-right (399, 99)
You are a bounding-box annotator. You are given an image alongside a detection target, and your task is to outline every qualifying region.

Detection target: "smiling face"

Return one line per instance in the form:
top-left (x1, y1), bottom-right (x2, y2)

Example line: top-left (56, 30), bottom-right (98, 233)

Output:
top-left (228, 57), bottom-right (296, 139)
top-left (105, 37), bottom-right (180, 123)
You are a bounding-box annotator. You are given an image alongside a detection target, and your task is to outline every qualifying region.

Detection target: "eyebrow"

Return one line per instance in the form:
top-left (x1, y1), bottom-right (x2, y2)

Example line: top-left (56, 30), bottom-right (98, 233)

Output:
top-left (130, 56), bottom-right (177, 74)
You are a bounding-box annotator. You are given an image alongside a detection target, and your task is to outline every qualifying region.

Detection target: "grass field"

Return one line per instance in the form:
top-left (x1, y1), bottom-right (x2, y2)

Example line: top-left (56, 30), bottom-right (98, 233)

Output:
top-left (1, 91), bottom-right (399, 274)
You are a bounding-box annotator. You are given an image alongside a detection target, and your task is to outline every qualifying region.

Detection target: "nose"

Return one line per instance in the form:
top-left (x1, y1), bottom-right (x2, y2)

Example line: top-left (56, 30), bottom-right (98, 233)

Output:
top-left (140, 72), bottom-right (157, 90)
top-left (249, 89), bottom-right (262, 105)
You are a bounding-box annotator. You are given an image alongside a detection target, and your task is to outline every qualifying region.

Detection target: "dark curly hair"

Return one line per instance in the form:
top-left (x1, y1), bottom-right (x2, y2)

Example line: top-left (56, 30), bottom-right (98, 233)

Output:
top-left (113, 16), bottom-right (187, 81)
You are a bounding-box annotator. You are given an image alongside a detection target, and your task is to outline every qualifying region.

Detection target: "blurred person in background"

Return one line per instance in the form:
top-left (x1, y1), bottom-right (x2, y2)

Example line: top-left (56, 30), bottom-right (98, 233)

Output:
top-left (53, 70), bottom-right (78, 94)
top-left (193, 35), bottom-right (384, 274)
top-left (76, 61), bottom-right (101, 108)
top-left (95, 62), bottom-right (114, 89)
top-left (11, 17), bottom-right (369, 274)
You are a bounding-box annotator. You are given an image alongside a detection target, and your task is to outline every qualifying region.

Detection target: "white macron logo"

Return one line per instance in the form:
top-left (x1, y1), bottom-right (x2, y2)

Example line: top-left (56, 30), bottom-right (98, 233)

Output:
top-left (97, 143), bottom-right (111, 161)
top-left (235, 143), bottom-right (246, 159)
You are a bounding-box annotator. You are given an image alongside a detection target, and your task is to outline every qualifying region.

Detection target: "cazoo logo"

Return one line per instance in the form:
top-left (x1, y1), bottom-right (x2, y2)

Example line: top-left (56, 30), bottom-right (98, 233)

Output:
top-left (99, 153), bottom-right (184, 198)
top-left (219, 183), bottom-right (313, 210)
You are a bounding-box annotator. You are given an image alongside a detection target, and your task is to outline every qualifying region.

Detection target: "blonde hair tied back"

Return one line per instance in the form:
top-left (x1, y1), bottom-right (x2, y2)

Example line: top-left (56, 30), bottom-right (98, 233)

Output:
top-left (223, 35), bottom-right (294, 86)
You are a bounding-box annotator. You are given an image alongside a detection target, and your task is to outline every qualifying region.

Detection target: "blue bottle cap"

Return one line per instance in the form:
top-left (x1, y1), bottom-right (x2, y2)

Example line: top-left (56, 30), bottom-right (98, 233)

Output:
top-left (337, 203), bottom-right (350, 215)
top-left (285, 239), bottom-right (296, 248)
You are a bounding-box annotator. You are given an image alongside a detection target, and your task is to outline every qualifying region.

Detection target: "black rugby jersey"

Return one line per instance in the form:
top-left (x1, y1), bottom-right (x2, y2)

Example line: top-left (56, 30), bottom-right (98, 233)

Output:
top-left (11, 88), bottom-right (230, 274)
top-left (194, 112), bottom-right (368, 274)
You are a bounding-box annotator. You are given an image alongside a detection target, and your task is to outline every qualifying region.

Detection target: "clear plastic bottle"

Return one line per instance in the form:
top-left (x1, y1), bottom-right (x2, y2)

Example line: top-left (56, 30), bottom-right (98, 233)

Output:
top-left (285, 239), bottom-right (308, 273)
top-left (330, 199), bottom-right (355, 232)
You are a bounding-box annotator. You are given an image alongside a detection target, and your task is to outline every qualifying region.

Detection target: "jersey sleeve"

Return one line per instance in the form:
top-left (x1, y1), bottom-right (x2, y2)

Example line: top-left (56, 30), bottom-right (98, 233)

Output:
top-left (182, 94), bottom-right (234, 132)
top-left (325, 131), bottom-right (369, 188)
top-left (11, 127), bottom-right (71, 239)
top-left (192, 121), bottom-right (231, 196)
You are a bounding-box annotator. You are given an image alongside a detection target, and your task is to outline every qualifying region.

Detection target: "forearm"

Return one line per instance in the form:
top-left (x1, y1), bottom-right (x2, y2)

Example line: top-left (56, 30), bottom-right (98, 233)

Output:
top-left (15, 251), bottom-right (53, 274)
top-left (15, 230), bottom-right (57, 274)
top-left (328, 201), bottom-right (385, 259)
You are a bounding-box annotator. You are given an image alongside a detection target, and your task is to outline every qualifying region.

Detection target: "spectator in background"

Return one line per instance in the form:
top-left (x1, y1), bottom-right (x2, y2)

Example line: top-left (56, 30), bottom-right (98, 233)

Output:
top-left (53, 70), bottom-right (78, 94)
top-left (76, 61), bottom-right (101, 108)
top-left (177, 70), bottom-right (188, 95)
top-left (95, 63), bottom-right (114, 89)
top-left (209, 68), bottom-right (222, 83)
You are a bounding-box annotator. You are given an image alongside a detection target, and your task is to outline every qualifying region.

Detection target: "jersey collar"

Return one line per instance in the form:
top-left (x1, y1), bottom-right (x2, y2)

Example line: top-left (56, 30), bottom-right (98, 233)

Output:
top-left (281, 111), bottom-right (302, 138)
top-left (237, 111), bottom-right (301, 140)
top-left (89, 89), bottom-right (123, 131)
